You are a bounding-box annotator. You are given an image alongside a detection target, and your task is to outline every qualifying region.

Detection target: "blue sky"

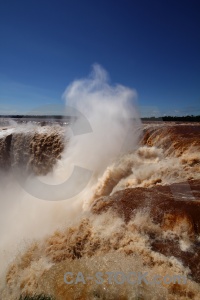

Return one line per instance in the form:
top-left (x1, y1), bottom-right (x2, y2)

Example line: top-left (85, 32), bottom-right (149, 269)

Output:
top-left (0, 0), bottom-right (200, 116)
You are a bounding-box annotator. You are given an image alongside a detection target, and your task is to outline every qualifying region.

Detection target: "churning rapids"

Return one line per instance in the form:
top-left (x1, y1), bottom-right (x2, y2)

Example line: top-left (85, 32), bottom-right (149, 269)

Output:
top-left (0, 67), bottom-right (200, 300)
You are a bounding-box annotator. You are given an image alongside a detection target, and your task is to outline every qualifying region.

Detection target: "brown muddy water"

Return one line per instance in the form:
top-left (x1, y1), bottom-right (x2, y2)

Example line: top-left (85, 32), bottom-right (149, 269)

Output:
top-left (0, 121), bottom-right (200, 300)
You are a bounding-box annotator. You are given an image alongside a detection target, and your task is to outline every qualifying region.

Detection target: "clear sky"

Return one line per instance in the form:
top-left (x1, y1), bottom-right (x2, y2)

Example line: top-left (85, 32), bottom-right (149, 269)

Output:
top-left (0, 0), bottom-right (200, 116)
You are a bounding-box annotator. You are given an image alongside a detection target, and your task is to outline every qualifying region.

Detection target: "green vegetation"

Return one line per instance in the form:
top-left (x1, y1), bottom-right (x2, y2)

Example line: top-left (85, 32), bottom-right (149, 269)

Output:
top-left (0, 115), bottom-right (75, 120)
top-left (1, 115), bottom-right (200, 122)
top-left (142, 115), bottom-right (200, 122)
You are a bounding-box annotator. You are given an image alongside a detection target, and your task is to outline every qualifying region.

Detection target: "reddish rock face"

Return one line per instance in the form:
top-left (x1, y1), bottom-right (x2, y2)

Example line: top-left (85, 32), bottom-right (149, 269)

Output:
top-left (141, 123), bottom-right (200, 157)
top-left (92, 180), bottom-right (200, 224)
